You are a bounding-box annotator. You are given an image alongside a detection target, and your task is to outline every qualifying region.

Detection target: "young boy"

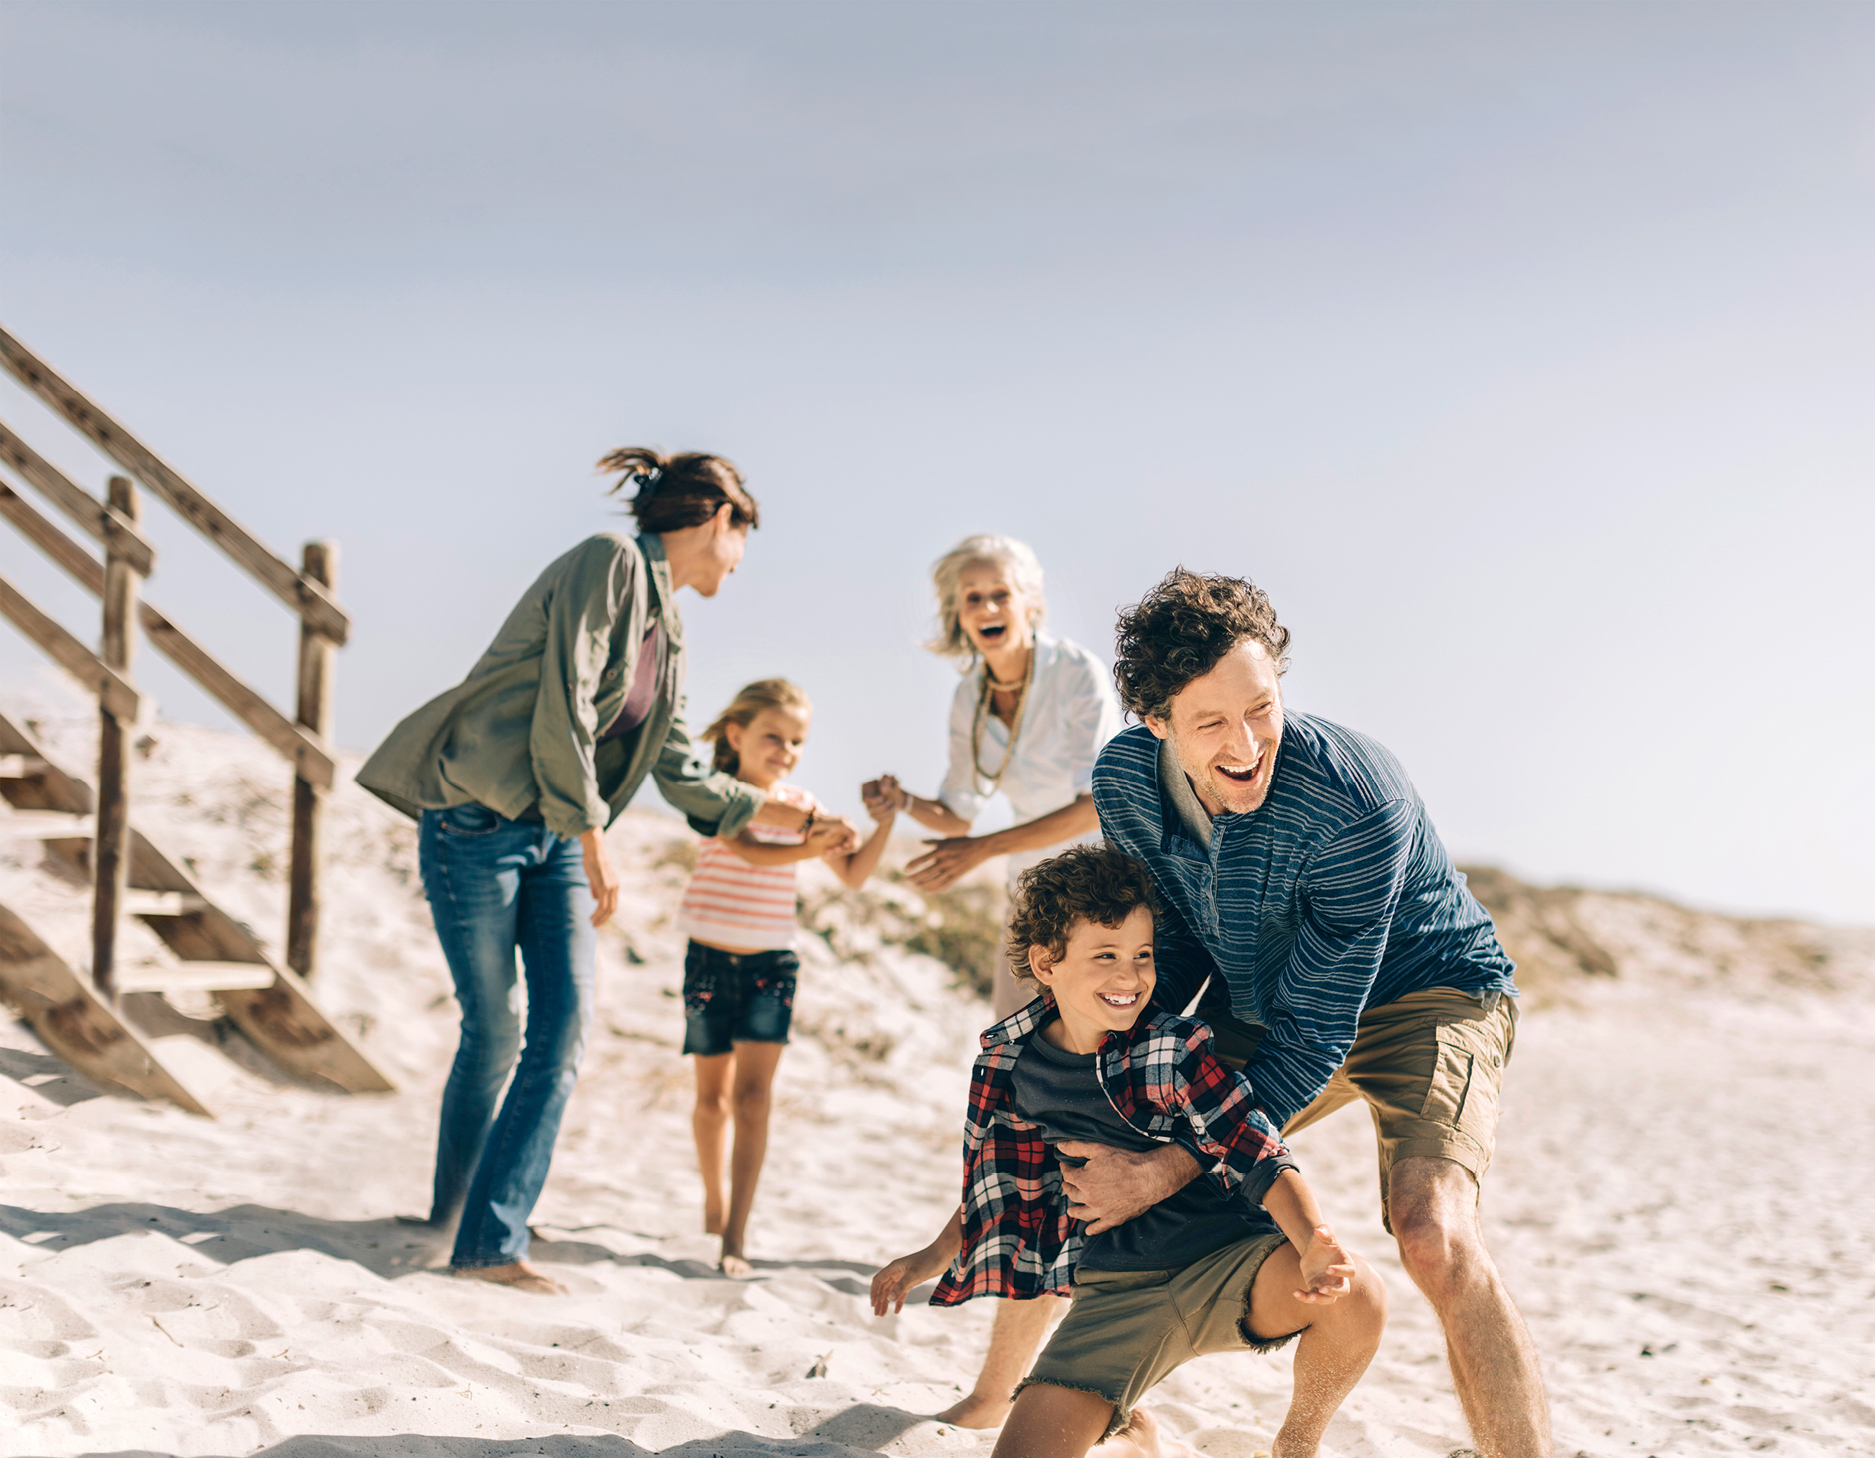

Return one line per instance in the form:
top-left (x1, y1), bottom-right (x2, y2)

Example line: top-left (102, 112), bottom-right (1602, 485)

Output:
top-left (871, 845), bottom-right (1386, 1458)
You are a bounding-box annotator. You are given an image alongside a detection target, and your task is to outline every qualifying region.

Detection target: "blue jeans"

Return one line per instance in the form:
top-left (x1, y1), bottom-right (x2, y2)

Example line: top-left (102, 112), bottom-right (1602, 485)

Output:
top-left (419, 802), bottom-right (596, 1268)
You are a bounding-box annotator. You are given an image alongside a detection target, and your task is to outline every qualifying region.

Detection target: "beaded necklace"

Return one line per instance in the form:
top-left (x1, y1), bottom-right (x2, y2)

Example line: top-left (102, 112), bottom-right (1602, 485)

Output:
top-left (970, 642), bottom-right (1036, 793)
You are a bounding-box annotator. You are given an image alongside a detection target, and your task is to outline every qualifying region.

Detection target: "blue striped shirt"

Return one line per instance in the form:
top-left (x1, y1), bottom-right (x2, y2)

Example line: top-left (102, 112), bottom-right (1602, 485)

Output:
top-left (1093, 713), bottom-right (1517, 1127)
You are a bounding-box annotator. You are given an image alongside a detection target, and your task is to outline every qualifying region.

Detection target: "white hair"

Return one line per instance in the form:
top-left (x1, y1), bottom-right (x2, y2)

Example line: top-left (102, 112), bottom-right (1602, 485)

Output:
top-left (925, 534), bottom-right (1048, 665)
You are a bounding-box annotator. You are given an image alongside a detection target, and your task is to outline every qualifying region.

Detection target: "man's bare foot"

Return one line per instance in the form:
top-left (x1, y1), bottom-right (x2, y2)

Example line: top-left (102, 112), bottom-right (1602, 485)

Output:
top-left (1109, 1407), bottom-right (1201, 1458)
top-left (451, 1261), bottom-right (567, 1295)
top-left (718, 1247), bottom-right (755, 1279)
top-left (933, 1392), bottom-right (1013, 1429)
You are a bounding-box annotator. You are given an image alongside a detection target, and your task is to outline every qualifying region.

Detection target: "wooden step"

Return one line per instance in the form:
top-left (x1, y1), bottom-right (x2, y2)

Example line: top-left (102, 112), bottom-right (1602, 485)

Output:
top-left (123, 889), bottom-right (210, 918)
top-left (0, 809), bottom-right (91, 838)
top-left (112, 961), bottom-right (278, 994)
top-left (0, 754), bottom-right (50, 778)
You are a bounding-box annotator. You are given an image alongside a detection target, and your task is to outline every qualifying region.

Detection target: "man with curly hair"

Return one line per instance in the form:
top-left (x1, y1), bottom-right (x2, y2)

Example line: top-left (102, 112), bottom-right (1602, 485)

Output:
top-left (1052, 567), bottom-right (1548, 1458)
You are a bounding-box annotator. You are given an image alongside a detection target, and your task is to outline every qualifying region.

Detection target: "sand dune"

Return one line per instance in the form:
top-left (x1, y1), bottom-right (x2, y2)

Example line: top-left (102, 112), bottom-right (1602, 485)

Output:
top-left (2, 716), bottom-right (1871, 1457)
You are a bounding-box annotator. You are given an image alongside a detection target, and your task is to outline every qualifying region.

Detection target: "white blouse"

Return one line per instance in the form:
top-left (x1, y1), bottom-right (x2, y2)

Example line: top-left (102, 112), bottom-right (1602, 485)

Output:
top-left (937, 631), bottom-right (1125, 885)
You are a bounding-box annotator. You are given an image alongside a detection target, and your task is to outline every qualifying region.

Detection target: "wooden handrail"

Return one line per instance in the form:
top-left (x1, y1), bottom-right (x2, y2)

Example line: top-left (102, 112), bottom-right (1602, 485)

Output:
top-left (0, 327), bottom-right (350, 646)
top-left (0, 572), bottom-right (140, 721)
top-left (0, 481), bottom-right (337, 789)
top-left (0, 417), bottom-right (155, 575)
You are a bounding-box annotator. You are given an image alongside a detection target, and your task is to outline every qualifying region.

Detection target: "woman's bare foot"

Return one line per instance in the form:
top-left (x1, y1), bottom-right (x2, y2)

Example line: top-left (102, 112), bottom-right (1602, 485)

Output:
top-left (704, 1197), bottom-right (726, 1236)
top-left (718, 1247), bottom-right (755, 1279)
top-left (933, 1391), bottom-right (1013, 1429)
top-left (1109, 1407), bottom-right (1201, 1458)
top-left (451, 1261), bottom-right (567, 1295)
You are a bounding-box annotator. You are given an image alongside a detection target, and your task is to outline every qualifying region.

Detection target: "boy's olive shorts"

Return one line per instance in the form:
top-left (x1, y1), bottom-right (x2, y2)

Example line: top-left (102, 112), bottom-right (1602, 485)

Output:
top-left (1018, 1231), bottom-right (1297, 1440)
top-left (1212, 985), bottom-right (1518, 1230)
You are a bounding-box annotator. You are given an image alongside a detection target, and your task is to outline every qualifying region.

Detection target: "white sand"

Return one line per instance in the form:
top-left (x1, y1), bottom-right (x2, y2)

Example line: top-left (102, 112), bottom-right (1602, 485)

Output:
top-left (2, 716), bottom-right (1872, 1457)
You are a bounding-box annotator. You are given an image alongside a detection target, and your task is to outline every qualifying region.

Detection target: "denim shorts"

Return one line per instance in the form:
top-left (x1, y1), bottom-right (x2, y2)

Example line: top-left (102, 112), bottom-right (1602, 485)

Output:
top-left (681, 940), bottom-right (799, 1056)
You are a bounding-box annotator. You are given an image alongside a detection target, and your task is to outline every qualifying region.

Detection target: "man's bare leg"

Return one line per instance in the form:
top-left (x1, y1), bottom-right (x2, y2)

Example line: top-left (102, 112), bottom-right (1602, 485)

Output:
top-left (990, 1384), bottom-right (1197, 1458)
top-left (1388, 1156), bottom-right (1551, 1458)
top-left (937, 1293), bottom-right (1068, 1427)
top-left (1245, 1241), bottom-right (1388, 1457)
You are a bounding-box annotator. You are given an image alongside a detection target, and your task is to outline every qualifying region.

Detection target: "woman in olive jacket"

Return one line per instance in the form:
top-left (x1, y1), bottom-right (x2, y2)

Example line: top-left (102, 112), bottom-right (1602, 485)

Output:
top-left (360, 449), bottom-right (857, 1293)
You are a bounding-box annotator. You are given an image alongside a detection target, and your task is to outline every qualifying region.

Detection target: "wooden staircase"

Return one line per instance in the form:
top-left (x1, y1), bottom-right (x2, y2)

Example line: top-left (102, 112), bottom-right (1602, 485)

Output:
top-left (0, 324), bottom-right (393, 1111)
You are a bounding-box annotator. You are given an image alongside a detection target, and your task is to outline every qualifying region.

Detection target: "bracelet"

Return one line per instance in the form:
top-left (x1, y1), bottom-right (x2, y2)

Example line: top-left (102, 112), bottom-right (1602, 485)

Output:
top-left (800, 805), bottom-right (817, 838)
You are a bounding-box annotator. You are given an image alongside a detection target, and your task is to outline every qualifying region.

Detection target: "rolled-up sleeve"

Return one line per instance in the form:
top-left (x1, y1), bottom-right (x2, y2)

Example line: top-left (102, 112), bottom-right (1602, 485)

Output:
top-left (652, 697), bottom-right (767, 838)
top-left (937, 676), bottom-right (989, 824)
top-left (529, 539), bottom-right (632, 839)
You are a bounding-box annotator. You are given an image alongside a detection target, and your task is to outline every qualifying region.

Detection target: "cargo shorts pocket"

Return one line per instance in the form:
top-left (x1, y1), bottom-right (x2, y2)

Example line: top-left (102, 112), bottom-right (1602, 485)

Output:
top-left (1420, 1022), bottom-right (1480, 1125)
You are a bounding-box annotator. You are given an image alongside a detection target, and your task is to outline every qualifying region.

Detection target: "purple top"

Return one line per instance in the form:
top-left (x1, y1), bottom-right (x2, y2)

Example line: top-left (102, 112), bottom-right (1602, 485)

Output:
top-left (601, 622), bottom-right (666, 742)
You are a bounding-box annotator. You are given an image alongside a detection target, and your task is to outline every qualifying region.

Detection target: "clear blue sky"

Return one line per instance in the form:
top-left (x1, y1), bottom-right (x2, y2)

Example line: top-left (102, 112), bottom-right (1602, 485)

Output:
top-left (2, 1), bottom-right (1870, 922)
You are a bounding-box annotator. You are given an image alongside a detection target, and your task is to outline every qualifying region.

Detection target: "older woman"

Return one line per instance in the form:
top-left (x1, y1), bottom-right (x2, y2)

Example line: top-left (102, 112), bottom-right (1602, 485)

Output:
top-left (865, 533), bottom-right (1122, 1425)
top-left (360, 449), bottom-right (855, 1295)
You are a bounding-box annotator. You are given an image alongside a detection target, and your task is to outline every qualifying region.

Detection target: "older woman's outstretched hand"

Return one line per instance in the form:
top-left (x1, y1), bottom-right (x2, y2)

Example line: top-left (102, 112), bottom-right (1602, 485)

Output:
top-left (906, 835), bottom-right (992, 891)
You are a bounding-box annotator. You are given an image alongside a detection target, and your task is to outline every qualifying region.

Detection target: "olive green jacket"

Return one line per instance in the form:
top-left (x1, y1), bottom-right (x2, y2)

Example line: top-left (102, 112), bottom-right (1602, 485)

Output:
top-left (356, 532), bottom-right (764, 840)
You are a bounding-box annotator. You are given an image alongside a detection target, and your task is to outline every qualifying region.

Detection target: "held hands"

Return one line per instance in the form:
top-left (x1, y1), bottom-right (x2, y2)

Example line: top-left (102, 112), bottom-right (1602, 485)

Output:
top-left (904, 835), bottom-right (991, 892)
top-left (1293, 1224), bottom-right (1357, 1305)
top-left (861, 775), bottom-right (909, 822)
top-left (808, 813), bottom-right (863, 857)
top-left (579, 829), bottom-right (620, 928)
top-left (869, 1241), bottom-right (953, 1316)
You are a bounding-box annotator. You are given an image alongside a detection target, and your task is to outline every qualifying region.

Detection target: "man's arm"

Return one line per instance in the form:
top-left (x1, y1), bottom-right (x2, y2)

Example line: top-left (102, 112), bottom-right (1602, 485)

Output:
top-left (1241, 800), bottom-right (1418, 1126)
top-left (1055, 1141), bottom-right (1201, 1235)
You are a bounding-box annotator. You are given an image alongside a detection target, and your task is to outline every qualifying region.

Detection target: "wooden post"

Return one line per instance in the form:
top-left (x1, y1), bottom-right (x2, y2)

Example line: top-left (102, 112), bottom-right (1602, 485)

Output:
top-left (287, 540), bottom-right (336, 981)
top-left (92, 475), bottom-right (142, 998)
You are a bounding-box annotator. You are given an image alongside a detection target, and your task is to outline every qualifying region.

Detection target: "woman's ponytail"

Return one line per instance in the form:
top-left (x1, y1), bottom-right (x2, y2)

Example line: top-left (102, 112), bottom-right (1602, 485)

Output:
top-left (599, 447), bottom-right (760, 534)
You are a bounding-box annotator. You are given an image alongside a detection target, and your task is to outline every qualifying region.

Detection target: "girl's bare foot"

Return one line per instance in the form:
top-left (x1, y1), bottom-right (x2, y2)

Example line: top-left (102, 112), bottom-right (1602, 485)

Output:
top-left (933, 1392), bottom-right (1013, 1429)
top-left (704, 1198), bottom-right (726, 1236)
top-left (1109, 1407), bottom-right (1201, 1458)
top-left (718, 1247), bottom-right (755, 1279)
top-left (451, 1261), bottom-right (567, 1295)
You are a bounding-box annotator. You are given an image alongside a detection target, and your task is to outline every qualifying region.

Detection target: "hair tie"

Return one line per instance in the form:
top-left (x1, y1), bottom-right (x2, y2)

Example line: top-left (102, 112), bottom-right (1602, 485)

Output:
top-left (632, 467), bottom-right (662, 493)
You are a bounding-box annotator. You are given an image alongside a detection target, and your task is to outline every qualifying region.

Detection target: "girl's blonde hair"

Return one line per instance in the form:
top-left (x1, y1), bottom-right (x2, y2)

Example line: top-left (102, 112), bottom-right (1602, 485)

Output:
top-left (924, 534), bottom-right (1048, 666)
top-left (701, 678), bottom-right (812, 774)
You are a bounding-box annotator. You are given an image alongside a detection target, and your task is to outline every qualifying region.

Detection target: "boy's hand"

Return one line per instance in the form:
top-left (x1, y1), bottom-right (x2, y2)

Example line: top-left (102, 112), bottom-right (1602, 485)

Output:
top-left (870, 1245), bottom-right (949, 1316)
top-left (1294, 1224), bottom-right (1356, 1305)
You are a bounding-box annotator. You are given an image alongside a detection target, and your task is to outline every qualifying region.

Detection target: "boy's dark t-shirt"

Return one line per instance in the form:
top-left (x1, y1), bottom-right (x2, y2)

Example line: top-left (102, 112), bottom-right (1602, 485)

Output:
top-left (1011, 1026), bottom-right (1296, 1273)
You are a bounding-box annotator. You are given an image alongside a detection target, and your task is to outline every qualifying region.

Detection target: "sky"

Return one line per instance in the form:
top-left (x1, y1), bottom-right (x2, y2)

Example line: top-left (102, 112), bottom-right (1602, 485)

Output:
top-left (1, 1), bottom-right (1871, 923)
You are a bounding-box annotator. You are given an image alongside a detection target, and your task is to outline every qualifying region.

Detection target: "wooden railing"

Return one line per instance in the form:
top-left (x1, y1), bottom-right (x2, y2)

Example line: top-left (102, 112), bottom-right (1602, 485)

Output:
top-left (0, 324), bottom-right (345, 995)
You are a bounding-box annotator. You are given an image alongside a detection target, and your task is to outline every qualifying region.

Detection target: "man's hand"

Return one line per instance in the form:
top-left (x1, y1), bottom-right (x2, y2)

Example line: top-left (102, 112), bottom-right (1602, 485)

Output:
top-left (579, 828), bottom-right (620, 928)
top-left (1293, 1224), bottom-right (1356, 1304)
top-left (1056, 1141), bottom-right (1202, 1235)
top-left (905, 834), bottom-right (991, 891)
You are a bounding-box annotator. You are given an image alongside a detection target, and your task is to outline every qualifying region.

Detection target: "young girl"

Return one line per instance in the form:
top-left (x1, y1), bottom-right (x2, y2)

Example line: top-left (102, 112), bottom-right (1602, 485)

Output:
top-left (678, 678), bottom-right (895, 1276)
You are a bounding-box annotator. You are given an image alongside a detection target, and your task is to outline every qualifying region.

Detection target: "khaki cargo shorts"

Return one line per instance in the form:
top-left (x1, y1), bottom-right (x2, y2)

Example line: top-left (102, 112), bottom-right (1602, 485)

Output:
top-left (1211, 985), bottom-right (1518, 1230)
top-left (1018, 1230), bottom-right (1295, 1439)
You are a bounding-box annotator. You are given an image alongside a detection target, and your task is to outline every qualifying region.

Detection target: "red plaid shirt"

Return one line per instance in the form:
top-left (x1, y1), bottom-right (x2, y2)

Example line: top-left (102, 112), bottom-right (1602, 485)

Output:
top-left (930, 994), bottom-right (1292, 1306)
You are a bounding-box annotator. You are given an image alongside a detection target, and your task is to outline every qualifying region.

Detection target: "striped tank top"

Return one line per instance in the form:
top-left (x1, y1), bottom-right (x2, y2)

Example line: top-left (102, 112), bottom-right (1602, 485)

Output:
top-left (676, 782), bottom-right (819, 952)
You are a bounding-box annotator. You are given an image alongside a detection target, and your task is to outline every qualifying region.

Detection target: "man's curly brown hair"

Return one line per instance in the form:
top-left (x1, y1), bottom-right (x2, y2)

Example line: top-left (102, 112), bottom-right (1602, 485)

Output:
top-left (1005, 844), bottom-right (1160, 986)
top-left (1112, 568), bottom-right (1291, 722)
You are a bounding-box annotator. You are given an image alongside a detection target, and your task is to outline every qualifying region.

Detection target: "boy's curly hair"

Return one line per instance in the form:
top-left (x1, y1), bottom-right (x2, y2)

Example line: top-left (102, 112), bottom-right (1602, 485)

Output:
top-left (1005, 844), bottom-right (1160, 985)
top-left (1113, 567), bottom-right (1290, 722)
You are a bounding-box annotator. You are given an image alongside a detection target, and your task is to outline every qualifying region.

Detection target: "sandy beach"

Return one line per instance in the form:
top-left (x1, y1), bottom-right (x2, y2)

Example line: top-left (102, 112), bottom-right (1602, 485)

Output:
top-left (3, 716), bottom-right (1872, 1458)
